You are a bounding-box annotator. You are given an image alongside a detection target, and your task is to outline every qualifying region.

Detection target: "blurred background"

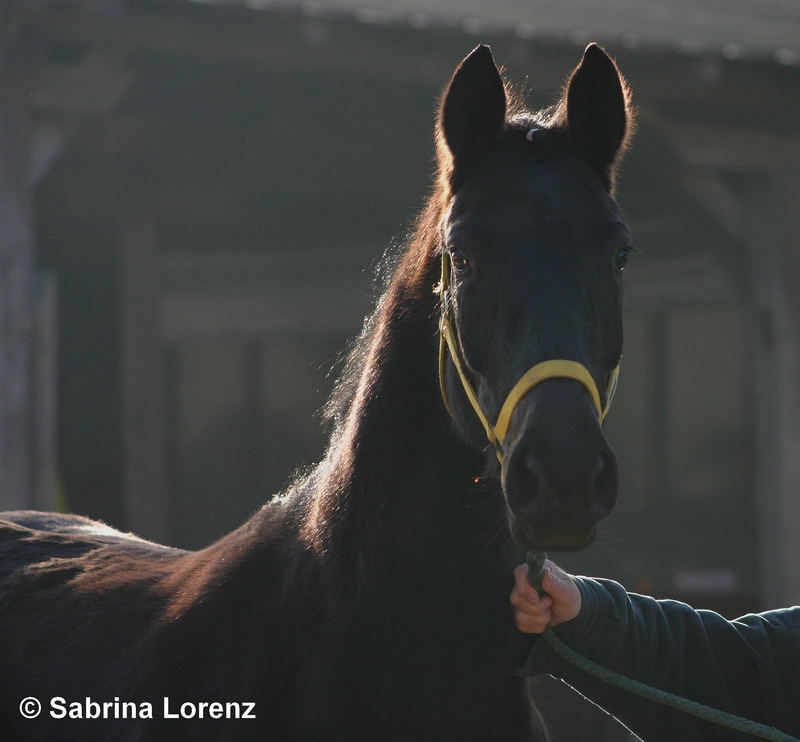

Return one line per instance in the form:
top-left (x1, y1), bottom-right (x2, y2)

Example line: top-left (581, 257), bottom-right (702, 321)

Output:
top-left (2, 0), bottom-right (799, 623)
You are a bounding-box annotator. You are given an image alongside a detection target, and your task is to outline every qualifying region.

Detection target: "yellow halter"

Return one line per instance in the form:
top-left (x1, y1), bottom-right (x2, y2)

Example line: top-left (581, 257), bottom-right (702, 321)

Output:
top-left (436, 252), bottom-right (620, 463)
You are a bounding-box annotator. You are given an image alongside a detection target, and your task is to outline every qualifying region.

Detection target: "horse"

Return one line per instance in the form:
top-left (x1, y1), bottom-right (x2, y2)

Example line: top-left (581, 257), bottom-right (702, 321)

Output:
top-left (0, 43), bottom-right (633, 741)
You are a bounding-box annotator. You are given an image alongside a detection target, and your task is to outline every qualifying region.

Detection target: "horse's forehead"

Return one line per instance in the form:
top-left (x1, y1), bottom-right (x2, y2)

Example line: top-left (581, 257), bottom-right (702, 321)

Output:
top-left (450, 154), bottom-right (617, 231)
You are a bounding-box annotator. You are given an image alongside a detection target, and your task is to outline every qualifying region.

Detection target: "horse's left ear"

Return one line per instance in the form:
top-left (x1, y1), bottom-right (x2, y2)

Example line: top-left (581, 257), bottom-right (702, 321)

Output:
top-left (438, 45), bottom-right (507, 187)
top-left (561, 44), bottom-right (633, 190)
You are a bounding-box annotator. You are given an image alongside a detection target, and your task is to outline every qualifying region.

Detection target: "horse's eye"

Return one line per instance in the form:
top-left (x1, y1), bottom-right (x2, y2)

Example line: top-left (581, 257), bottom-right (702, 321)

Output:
top-left (614, 247), bottom-right (631, 274)
top-left (450, 250), bottom-right (470, 272)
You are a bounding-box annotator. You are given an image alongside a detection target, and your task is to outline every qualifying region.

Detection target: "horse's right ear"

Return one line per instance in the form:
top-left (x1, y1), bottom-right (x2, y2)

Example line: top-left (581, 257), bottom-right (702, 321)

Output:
top-left (438, 45), bottom-right (507, 186)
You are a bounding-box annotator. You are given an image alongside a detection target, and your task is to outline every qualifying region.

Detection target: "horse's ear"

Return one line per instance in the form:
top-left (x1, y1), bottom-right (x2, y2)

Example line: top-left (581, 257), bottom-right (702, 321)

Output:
top-left (439, 45), bottom-right (507, 185)
top-left (560, 44), bottom-right (632, 190)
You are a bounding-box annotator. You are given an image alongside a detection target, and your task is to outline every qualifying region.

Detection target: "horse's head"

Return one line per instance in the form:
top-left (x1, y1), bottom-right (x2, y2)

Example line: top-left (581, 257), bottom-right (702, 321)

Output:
top-left (436, 44), bottom-right (633, 552)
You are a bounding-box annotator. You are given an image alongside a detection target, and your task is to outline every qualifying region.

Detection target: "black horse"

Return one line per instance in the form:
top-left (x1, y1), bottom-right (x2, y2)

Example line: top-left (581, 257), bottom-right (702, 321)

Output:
top-left (0, 44), bottom-right (633, 741)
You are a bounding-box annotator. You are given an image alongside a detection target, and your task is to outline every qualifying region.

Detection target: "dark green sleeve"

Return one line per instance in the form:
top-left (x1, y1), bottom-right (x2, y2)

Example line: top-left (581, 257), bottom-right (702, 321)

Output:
top-left (517, 577), bottom-right (800, 742)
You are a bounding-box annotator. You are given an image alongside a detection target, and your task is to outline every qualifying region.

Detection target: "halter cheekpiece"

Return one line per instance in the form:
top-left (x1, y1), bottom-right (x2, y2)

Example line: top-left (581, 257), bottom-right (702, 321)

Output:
top-left (436, 250), bottom-right (620, 463)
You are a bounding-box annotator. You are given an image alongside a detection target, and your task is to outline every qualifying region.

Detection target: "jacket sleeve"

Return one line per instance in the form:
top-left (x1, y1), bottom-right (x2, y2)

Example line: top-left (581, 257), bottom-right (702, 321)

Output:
top-left (516, 577), bottom-right (800, 742)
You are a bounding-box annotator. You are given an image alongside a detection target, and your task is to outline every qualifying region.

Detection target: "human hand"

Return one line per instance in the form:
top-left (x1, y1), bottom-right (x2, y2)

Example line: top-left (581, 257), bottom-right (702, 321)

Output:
top-left (510, 559), bottom-right (582, 633)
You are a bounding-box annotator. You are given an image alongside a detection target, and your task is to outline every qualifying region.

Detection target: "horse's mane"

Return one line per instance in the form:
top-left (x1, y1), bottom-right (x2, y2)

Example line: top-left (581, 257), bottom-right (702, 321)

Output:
top-left (319, 193), bottom-right (447, 438)
top-left (320, 243), bottom-right (402, 434)
top-left (319, 79), bottom-right (540, 439)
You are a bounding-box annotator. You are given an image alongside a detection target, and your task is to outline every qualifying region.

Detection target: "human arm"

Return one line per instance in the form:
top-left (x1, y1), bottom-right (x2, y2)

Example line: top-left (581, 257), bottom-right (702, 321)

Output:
top-left (511, 561), bottom-right (800, 742)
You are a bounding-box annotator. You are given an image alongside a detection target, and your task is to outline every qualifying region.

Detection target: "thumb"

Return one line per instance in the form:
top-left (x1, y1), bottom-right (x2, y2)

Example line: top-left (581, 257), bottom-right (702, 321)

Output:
top-left (541, 561), bottom-right (572, 599)
top-left (540, 560), bottom-right (581, 625)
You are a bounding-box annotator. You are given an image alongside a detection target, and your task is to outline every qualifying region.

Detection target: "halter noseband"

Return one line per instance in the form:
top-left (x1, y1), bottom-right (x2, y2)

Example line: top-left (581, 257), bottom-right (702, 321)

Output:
top-left (436, 251), bottom-right (620, 463)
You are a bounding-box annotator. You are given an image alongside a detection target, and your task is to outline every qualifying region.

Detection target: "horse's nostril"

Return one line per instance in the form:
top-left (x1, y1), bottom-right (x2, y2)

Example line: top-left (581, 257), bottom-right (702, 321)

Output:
top-left (589, 454), bottom-right (605, 482)
top-left (523, 452), bottom-right (544, 497)
top-left (504, 451), bottom-right (544, 523)
top-left (590, 452), bottom-right (618, 521)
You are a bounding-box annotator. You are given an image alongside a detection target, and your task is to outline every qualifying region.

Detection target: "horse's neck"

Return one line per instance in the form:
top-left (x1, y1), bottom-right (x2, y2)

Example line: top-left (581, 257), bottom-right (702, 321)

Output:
top-left (303, 271), bottom-right (507, 594)
top-left (190, 256), bottom-right (516, 684)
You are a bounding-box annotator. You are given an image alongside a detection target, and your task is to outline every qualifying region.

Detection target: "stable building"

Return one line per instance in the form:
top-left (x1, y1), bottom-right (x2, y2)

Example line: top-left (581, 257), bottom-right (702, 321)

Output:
top-left (1, 0), bottom-right (799, 620)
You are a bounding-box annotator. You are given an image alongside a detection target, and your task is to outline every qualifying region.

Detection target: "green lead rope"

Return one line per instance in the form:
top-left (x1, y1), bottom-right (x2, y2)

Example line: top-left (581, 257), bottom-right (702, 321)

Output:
top-left (525, 552), bottom-right (800, 742)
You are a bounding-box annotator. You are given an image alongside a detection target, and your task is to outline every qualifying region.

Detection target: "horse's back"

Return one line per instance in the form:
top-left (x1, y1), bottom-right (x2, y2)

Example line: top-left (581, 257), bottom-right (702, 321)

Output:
top-left (0, 511), bottom-right (193, 739)
top-left (0, 509), bottom-right (184, 592)
top-left (1, 509), bottom-right (180, 547)
top-left (0, 507), bottom-right (298, 741)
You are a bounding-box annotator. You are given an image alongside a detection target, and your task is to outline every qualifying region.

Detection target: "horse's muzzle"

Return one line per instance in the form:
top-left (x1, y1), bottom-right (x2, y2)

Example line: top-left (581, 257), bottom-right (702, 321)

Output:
top-left (500, 382), bottom-right (618, 551)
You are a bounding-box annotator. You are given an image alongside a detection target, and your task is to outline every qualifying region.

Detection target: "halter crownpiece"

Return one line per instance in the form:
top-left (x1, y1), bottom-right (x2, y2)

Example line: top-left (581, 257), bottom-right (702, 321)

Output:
top-left (436, 251), bottom-right (620, 463)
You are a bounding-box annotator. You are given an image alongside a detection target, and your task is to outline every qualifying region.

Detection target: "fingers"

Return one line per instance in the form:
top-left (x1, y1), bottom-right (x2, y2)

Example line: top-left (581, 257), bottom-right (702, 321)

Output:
top-left (510, 563), bottom-right (553, 634)
top-left (512, 562), bottom-right (541, 601)
top-left (511, 595), bottom-right (553, 633)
